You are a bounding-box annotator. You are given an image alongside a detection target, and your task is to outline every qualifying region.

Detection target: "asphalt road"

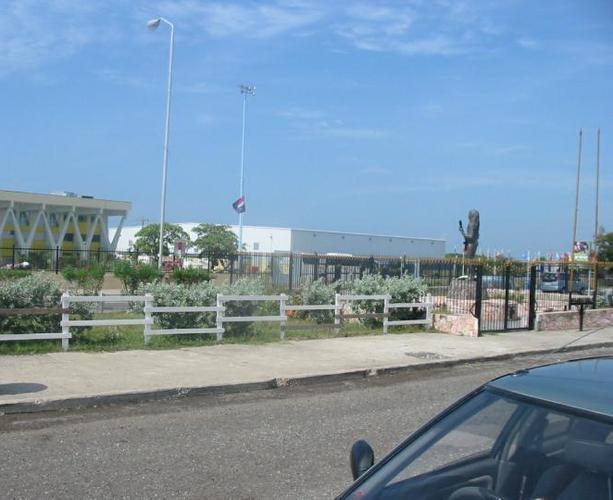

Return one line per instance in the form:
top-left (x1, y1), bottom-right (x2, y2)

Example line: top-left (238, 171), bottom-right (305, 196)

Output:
top-left (1, 347), bottom-right (609, 500)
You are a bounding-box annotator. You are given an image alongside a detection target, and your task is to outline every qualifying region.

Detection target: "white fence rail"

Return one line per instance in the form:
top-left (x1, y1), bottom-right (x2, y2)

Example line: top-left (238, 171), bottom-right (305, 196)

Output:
top-left (143, 294), bottom-right (224, 344)
top-left (1, 292), bottom-right (434, 350)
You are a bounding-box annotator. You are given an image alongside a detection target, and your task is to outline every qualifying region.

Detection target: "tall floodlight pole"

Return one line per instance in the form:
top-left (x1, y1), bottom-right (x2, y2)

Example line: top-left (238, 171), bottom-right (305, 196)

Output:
top-left (238, 84), bottom-right (255, 249)
top-left (147, 17), bottom-right (175, 268)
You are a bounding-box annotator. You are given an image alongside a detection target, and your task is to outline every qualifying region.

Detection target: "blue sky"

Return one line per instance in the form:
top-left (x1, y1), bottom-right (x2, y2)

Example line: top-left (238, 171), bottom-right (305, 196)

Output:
top-left (1, 0), bottom-right (612, 257)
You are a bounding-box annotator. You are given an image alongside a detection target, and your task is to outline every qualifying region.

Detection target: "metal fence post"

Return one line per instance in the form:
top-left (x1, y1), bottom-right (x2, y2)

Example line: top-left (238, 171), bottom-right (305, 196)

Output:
top-left (288, 252), bottom-right (293, 291)
top-left (11, 245), bottom-right (15, 269)
top-left (55, 246), bottom-right (60, 274)
top-left (593, 262), bottom-right (599, 309)
top-left (144, 293), bottom-right (153, 345)
top-left (503, 265), bottom-right (511, 331)
top-left (279, 293), bottom-right (287, 340)
top-left (216, 294), bottom-right (224, 342)
top-left (528, 265), bottom-right (537, 330)
top-left (475, 265), bottom-right (483, 335)
top-left (383, 294), bottom-right (390, 334)
top-left (334, 293), bottom-right (341, 335)
top-left (61, 292), bottom-right (70, 351)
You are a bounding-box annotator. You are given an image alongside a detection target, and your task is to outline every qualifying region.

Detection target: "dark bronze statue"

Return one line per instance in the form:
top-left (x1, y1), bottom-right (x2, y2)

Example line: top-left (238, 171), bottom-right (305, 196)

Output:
top-left (458, 209), bottom-right (480, 258)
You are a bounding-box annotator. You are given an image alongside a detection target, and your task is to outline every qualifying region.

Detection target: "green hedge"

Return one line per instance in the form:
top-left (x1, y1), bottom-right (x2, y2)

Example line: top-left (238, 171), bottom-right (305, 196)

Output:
top-left (137, 278), bottom-right (266, 337)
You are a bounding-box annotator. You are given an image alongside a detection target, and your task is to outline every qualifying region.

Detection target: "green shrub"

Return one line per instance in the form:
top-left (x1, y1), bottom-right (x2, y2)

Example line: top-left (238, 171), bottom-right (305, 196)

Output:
top-left (137, 281), bottom-right (218, 330)
top-left (171, 267), bottom-right (210, 286)
top-left (385, 274), bottom-right (429, 322)
top-left (114, 260), bottom-right (163, 294)
top-left (0, 275), bottom-right (62, 334)
top-left (300, 279), bottom-right (336, 323)
top-left (136, 278), bottom-right (266, 337)
top-left (222, 278), bottom-right (266, 337)
top-left (63, 265), bottom-right (106, 294)
top-left (0, 269), bottom-right (31, 281)
top-left (349, 274), bottom-right (427, 327)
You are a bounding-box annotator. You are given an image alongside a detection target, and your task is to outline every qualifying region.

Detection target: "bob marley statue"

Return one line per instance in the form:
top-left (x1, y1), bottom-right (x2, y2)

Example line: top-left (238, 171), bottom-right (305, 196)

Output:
top-left (458, 210), bottom-right (480, 258)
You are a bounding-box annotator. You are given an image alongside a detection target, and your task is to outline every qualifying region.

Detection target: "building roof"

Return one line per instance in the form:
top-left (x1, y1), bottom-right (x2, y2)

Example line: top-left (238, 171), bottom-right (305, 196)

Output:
top-left (488, 357), bottom-right (613, 419)
top-left (0, 189), bottom-right (131, 215)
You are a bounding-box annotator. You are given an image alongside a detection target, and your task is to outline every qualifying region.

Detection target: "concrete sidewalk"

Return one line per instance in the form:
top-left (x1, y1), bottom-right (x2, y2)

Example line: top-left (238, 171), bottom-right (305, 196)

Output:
top-left (2, 328), bottom-right (613, 413)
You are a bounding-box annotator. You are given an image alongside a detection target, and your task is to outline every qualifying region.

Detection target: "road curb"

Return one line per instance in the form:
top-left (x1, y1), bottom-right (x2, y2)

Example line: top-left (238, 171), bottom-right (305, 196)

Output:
top-left (2, 340), bottom-right (613, 415)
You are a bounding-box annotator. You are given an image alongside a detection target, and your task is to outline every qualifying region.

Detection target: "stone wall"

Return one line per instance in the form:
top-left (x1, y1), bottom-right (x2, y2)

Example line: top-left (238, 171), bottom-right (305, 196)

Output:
top-left (536, 308), bottom-right (613, 331)
top-left (433, 313), bottom-right (479, 337)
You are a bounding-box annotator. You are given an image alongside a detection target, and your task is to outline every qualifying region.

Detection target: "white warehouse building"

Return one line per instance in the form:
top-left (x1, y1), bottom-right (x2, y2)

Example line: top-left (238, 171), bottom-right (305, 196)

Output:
top-left (115, 224), bottom-right (445, 258)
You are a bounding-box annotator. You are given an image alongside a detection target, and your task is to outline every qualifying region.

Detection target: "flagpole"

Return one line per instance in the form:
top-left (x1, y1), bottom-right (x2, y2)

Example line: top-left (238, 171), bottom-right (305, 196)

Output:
top-left (570, 129), bottom-right (583, 288)
top-left (594, 128), bottom-right (601, 258)
top-left (238, 84), bottom-right (255, 250)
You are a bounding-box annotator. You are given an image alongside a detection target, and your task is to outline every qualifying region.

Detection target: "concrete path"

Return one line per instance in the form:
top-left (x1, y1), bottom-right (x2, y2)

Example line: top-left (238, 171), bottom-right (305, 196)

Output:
top-left (2, 327), bottom-right (613, 413)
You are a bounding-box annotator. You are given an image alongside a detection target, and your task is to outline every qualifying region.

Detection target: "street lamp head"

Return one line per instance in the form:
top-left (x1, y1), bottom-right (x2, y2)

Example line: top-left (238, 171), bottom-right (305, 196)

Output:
top-left (147, 18), bottom-right (162, 30)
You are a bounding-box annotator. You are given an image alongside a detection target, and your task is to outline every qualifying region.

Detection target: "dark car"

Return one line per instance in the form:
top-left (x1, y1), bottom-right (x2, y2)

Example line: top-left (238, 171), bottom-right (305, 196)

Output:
top-left (338, 357), bottom-right (613, 499)
top-left (540, 271), bottom-right (586, 294)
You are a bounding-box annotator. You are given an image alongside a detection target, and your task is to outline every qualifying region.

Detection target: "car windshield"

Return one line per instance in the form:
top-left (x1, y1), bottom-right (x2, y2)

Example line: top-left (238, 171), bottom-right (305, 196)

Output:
top-left (344, 389), bottom-right (613, 500)
top-left (542, 273), bottom-right (558, 282)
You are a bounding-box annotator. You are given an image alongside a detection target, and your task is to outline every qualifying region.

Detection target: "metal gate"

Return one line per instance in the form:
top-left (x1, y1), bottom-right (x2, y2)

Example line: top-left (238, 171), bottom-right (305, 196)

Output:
top-left (477, 265), bottom-right (536, 333)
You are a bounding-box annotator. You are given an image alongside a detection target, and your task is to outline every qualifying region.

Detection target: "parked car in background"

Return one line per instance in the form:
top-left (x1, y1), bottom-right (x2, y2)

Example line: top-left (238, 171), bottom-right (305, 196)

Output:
top-left (482, 275), bottom-right (530, 290)
top-left (540, 271), bottom-right (586, 293)
top-left (338, 357), bottom-right (613, 500)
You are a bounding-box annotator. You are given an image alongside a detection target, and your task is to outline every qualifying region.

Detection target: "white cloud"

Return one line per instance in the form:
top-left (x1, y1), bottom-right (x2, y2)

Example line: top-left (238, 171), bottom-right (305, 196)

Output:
top-left (275, 107), bottom-right (326, 120)
top-left (279, 109), bottom-right (387, 139)
top-left (196, 113), bottom-right (215, 125)
top-left (517, 37), bottom-right (539, 49)
top-left (360, 166), bottom-right (392, 175)
top-left (0, 0), bottom-right (119, 75)
top-left (335, 0), bottom-right (504, 56)
top-left (95, 69), bottom-right (153, 89)
top-left (154, 0), bottom-right (323, 39)
top-left (177, 82), bottom-right (216, 94)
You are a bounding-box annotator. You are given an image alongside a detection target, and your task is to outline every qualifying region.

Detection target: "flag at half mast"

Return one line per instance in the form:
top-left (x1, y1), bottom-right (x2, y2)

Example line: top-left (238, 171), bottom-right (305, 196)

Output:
top-left (232, 196), bottom-right (246, 213)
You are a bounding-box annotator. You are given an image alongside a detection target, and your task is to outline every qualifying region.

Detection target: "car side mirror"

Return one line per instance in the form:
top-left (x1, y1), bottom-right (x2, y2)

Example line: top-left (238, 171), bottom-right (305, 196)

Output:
top-left (350, 440), bottom-right (375, 480)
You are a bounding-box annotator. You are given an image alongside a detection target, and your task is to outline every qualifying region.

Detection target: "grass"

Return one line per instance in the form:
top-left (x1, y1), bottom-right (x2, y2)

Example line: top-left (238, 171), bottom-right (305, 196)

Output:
top-left (0, 311), bottom-right (431, 355)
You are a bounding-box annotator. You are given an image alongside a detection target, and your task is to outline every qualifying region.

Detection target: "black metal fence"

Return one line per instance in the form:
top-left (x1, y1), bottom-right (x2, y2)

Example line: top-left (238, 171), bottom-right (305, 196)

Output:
top-left (2, 246), bottom-right (613, 334)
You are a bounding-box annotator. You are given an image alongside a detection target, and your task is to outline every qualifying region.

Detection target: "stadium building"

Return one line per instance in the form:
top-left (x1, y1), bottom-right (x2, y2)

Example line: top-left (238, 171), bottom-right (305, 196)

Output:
top-left (0, 190), bottom-right (130, 257)
top-left (116, 223), bottom-right (446, 258)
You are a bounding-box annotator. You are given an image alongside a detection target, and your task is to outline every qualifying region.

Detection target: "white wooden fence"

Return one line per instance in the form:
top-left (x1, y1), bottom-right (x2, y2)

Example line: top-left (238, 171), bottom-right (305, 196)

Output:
top-left (1, 292), bottom-right (433, 350)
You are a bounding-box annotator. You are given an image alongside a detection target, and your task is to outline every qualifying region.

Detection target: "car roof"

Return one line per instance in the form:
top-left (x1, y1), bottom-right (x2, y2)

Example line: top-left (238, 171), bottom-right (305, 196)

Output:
top-left (487, 357), bottom-right (613, 418)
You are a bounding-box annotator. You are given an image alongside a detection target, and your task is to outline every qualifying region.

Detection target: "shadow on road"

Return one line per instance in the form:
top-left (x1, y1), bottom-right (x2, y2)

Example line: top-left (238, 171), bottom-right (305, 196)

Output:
top-left (0, 383), bottom-right (47, 395)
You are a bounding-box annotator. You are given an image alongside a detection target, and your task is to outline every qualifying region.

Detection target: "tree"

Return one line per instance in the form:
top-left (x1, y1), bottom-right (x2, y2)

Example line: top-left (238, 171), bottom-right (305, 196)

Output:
top-left (595, 231), bottom-right (613, 262)
top-left (193, 224), bottom-right (238, 260)
top-left (134, 223), bottom-right (191, 258)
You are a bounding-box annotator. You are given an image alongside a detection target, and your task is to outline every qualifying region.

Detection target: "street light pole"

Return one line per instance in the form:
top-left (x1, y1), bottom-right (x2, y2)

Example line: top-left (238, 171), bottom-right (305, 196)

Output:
top-left (238, 84), bottom-right (255, 250)
top-left (147, 17), bottom-right (175, 268)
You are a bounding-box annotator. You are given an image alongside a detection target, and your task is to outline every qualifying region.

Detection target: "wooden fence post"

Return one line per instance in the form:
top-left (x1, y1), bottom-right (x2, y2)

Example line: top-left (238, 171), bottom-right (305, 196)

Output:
top-left (144, 293), bottom-right (153, 345)
top-left (61, 292), bottom-right (70, 351)
top-left (334, 293), bottom-right (341, 335)
top-left (216, 294), bottom-right (224, 342)
top-left (383, 294), bottom-right (390, 334)
top-left (279, 293), bottom-right (287, 340)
